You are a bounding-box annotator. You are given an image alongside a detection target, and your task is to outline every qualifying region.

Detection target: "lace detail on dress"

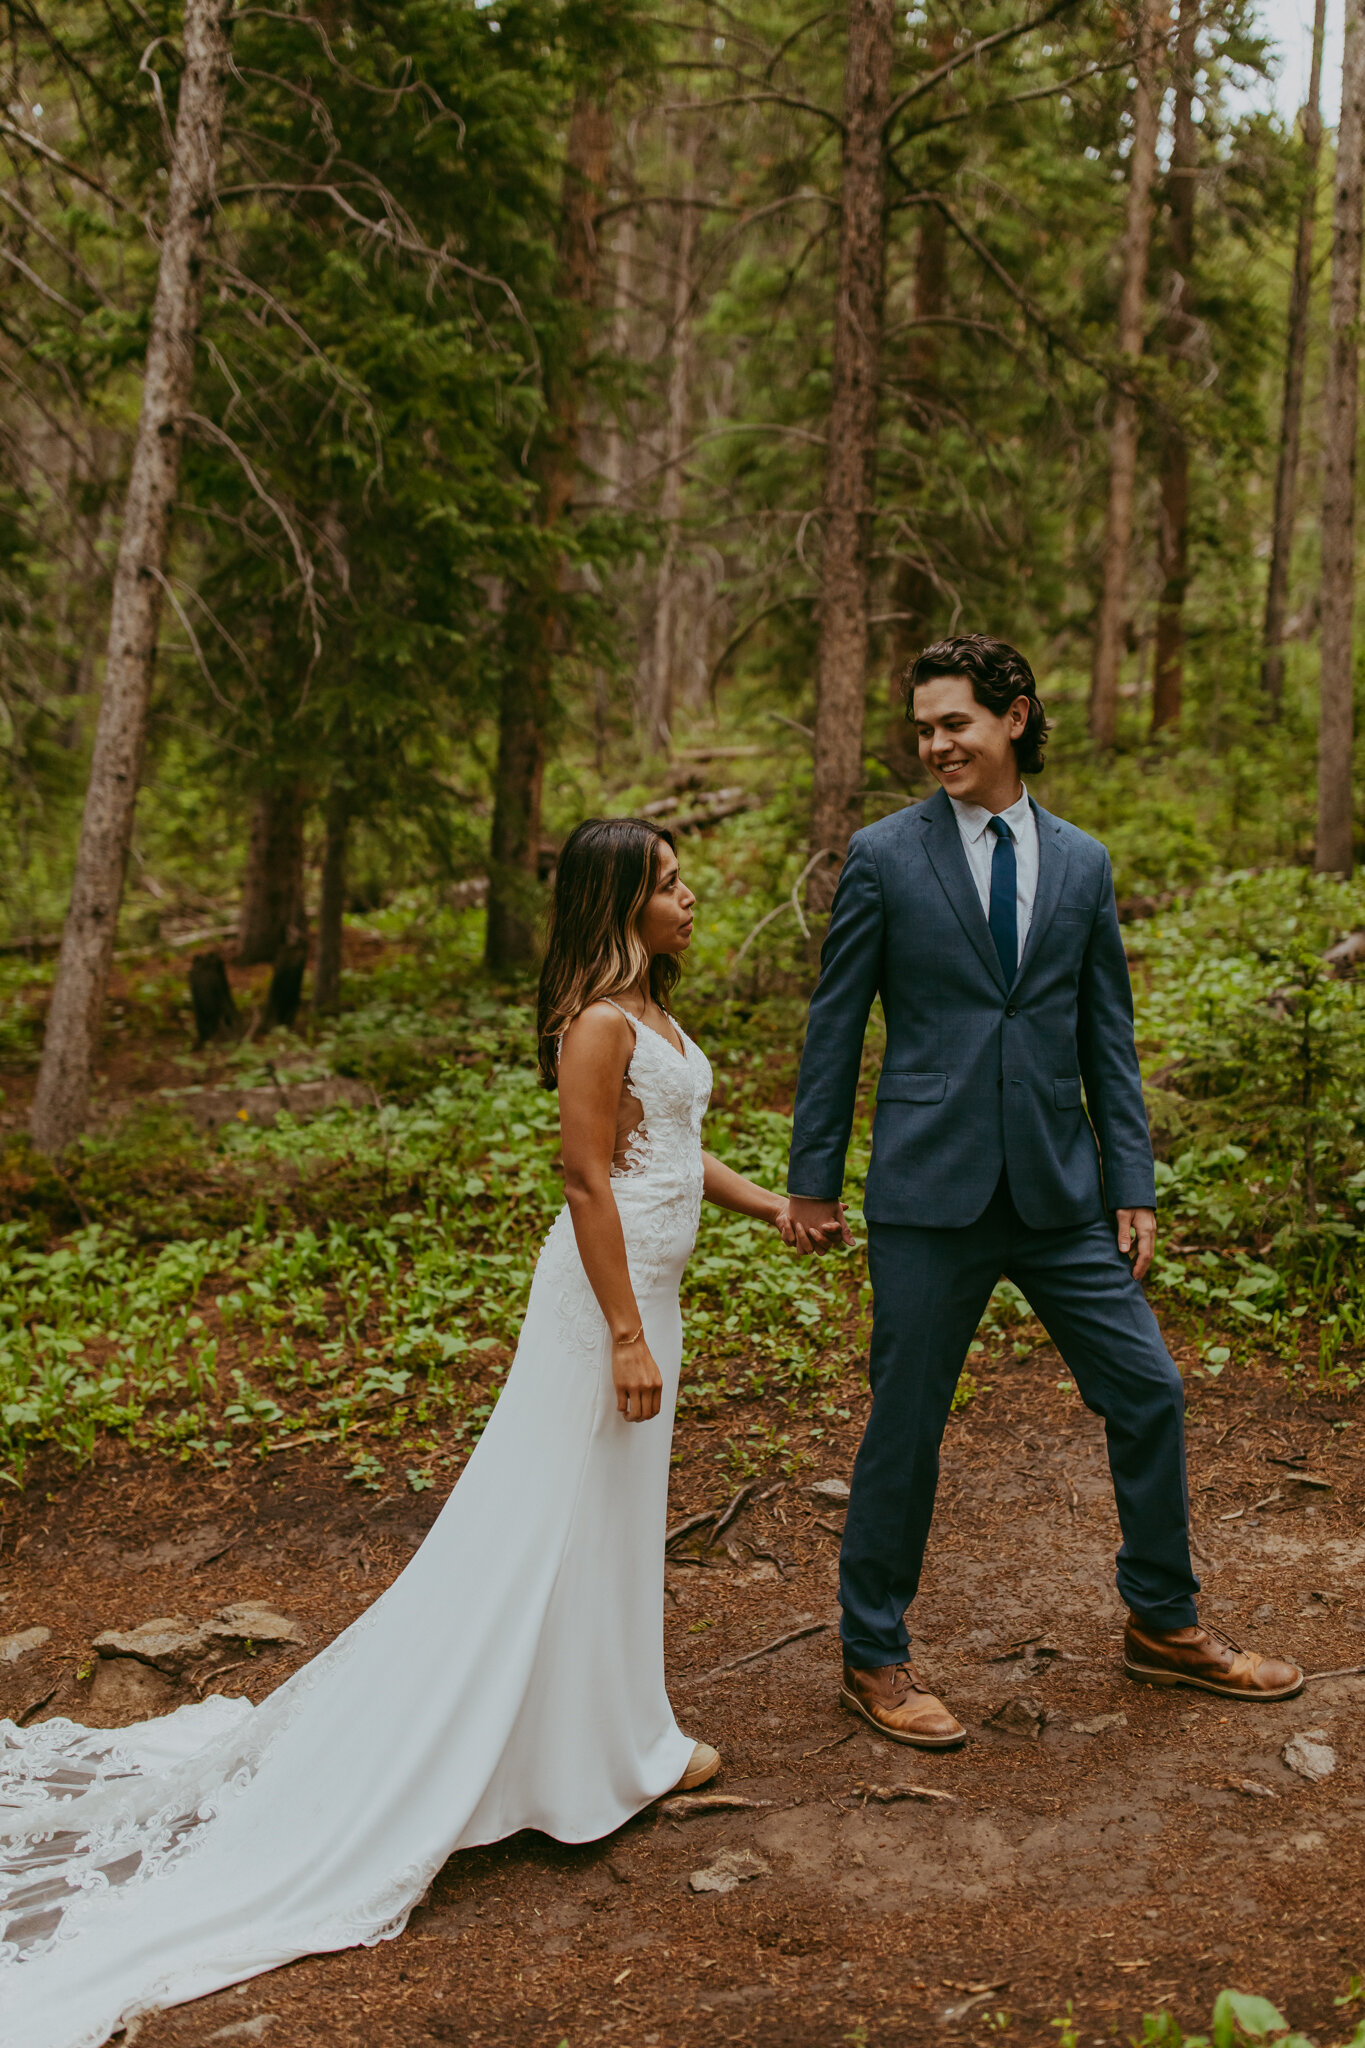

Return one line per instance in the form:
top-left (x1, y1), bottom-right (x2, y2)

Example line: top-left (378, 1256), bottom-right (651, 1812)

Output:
top-left (538, 1211), bottom-right (610, 1363)
top-left (532, 1005), bottom-right (710, 1364)
top-left (610, 1076), bottom-right (652, 1184)
top-left (0, 1007), bottom-right (712, 2047)
top-left (0, 1593), bottom-right (387, 1973)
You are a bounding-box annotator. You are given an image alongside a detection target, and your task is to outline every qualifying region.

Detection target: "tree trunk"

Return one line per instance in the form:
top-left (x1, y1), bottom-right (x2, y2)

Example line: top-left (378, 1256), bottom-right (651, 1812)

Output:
top-left (644, 122), bottom-right (701, 758)
top-left (29, 0), bottom-right (233, 1152)
top-left (1263, 0), bottom-right (1328, 716)
top-left (485, 600), bottom-right (551, 970)
top-left (1150, 0), bottom-right (1199, 736)
top-left (889, 19), bottom-right (955, 680)
top-left (604, 210), bottom-right (637, 507)
top-left (1088, 0), bottom-right (1159, 751)
top-left (314, 787), bottom-right (348, 1014)
top-left (1317, 0), bottom-right (1365, 877)
top-left (808, 0), bottom-right (895, 912)
top-left (888, 196), bottom-right (949, 676)
top-left (485, 93), bottom-right (612, 972)
top-left (237, 780), bottom-right (308, 965)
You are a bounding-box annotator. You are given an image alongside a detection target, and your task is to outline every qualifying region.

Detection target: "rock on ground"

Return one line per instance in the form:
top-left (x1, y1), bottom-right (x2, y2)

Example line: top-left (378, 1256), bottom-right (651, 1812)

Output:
top-left (0, 1627), bottom-right (50, 1664)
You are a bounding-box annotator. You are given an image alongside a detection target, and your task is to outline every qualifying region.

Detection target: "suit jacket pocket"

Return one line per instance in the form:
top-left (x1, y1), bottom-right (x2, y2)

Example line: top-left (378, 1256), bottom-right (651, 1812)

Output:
top-left (1053, 1076), bottom-right (1083, 1109)
top-left (877, 1071), bottom-right (947, 1104)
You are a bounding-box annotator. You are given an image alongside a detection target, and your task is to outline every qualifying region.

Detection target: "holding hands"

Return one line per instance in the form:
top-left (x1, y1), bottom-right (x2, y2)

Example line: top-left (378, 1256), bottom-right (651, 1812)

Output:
top-left (776, 1195), bottom-right (854, 1256)
top-left (700, 1151), bottom-right (853, 1259)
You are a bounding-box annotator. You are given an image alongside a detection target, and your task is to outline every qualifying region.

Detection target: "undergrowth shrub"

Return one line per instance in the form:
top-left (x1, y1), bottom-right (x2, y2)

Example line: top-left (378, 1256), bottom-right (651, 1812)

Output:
top-left (0, 815), bottom-right (1362, 1482)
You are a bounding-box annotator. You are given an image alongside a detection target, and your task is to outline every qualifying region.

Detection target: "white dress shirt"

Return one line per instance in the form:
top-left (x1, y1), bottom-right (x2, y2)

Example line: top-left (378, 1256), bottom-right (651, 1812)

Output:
top-left (948, 783), bottom-right (1039, 968)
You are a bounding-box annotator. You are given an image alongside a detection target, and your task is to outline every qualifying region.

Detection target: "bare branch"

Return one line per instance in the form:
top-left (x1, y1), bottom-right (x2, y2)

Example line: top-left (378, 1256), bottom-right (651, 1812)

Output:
top-left (0, 188), bottom-right (114, 301)
top-left (205, 253), bottom-right (382, 463)
top-left (706, 593), bottom-right (815, 704)
top-left (149, 705), bottom-right (256, 759)
top-left (660, 91), bottom-right (842, 132)
top-left (181, 410), bottom-right (323, 656)
top-left (884, 0), bottom-right (1080, 127)
top-left (929, 196), bottom-right (1121, 393)
top-left (893, 51), bottom-right (1136, 151)
top-left (172, 577), bottom-right (260, 685)
top-left (0, 115), bottom-right (131, 211)
top-left (213, 174), bottom-right (538, 360)
top-left (0, 355), bottom-right (90, 461)
top-left (626, 420), bottom-right (827, 498)
top-left (763, 11), bottom-right (837, 83)
top-left (149, 566), bottom-right (238, 712)
top-left (0, 244), bottom-right (82, 316)
top-left (596, 193), bottom-right (746, 223)
top-left (137, 33), bottom-right (181, 160)
top-left (233, 10), bottom-right (465, 133)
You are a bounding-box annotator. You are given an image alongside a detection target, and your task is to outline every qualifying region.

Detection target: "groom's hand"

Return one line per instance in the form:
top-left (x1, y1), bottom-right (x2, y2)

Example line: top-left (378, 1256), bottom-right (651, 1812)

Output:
top-left (785, 1196), bottom-right (853, 1255)
top-left (1117, 1207), bottom-right (1156, 1281)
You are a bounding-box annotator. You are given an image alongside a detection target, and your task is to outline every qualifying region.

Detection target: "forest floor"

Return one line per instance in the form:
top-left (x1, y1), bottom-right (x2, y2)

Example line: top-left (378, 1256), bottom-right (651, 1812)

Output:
top-left (5, 1332), bottom-right (1363, 2048)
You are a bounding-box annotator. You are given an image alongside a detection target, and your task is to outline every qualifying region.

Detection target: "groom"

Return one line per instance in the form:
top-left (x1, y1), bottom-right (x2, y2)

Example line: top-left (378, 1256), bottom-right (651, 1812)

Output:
top-left (785, 634), bottom-right (1302, 1749)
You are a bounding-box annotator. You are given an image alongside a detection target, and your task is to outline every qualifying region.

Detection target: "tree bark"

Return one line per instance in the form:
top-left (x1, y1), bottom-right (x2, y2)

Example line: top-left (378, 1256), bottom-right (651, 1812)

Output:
top-left (808, 0), bottom-right (895, 912)
top-left (1317, 0), bottom-right (1365, 877)
top-left (889, 18), bottom-right (955, 681)
top-left (1262, 0), bottom-right (1328, 716)
top-left (1150, 0), bottom-right (1199, 736)
top-left (237, 780), bottom-right (308, 965)
top-left (644, 122), bottom-right (701, 758)
top-left (1088, 0), bottom-right (1159, 751)
top-left (888, 183), bottom-right (949, 676)
top-left (485, 92), bottom-right (612, 972)
top-left (314, 787), bottom-right (348, 1014)
top-left (30, 0), bottom-right (234, 1153)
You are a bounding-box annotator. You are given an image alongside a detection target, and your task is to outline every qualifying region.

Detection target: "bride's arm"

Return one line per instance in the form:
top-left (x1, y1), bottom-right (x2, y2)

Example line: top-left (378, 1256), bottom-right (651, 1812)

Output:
top-left (702, 1150), bottom-right (787, 1227)
top-left (559, 1007), bottom-right (663, 1422)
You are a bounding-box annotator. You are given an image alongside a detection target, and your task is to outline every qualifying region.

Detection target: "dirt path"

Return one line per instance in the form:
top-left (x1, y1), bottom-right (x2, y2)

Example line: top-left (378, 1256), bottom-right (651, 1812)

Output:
top-left (3, 1347), bottom-right (1362, 2047)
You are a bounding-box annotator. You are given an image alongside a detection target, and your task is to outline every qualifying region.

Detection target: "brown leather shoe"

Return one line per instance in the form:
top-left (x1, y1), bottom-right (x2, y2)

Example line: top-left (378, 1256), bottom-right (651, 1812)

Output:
top-left (1123, 1616), bottom-right (1303, 1702)
top-left (840, 1661), bottom-right (966, 1749)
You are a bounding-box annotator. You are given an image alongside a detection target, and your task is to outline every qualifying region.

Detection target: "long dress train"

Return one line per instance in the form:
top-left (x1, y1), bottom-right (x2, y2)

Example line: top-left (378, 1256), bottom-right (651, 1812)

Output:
top-left (0, 1009), bottom-right (710, 2048)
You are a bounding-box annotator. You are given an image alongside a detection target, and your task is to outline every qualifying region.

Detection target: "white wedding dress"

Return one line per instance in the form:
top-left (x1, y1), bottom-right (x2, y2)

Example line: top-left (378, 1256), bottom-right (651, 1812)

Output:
top-left (0, 1007), bottom-right (710, 2048)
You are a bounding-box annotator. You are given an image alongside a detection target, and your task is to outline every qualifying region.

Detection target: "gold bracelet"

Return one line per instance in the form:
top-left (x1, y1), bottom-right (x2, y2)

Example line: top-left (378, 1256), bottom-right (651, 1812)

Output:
top-left (614, 1323), bottom-right (644, 1346)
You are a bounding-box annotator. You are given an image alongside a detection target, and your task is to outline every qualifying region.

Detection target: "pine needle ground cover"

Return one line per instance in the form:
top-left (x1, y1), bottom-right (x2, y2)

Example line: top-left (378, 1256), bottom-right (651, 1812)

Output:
top-left (1, 832), bottom-right (1362, 2048)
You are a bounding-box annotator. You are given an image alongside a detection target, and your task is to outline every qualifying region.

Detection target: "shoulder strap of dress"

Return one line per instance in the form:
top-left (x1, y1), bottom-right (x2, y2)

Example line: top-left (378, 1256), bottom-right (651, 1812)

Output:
top-left (597, 996), bottom-right (639, 1031)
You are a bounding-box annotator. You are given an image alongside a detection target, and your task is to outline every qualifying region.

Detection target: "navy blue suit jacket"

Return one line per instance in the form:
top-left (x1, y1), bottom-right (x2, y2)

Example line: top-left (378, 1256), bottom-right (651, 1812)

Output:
top-left (786, 787), bottom-right (1157, 1229)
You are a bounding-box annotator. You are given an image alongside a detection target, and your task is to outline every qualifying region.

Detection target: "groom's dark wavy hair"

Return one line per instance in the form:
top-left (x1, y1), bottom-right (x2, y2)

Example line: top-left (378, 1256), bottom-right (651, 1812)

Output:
top-left (902, 633), bottom-right (1050, 775)
top-left (537, 817), bottom-right (682, 1088)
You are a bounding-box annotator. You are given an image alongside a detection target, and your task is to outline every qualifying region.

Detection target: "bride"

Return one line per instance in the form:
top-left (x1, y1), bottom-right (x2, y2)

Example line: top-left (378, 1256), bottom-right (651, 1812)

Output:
top-left (0, 817), bottom-right (796, 2048)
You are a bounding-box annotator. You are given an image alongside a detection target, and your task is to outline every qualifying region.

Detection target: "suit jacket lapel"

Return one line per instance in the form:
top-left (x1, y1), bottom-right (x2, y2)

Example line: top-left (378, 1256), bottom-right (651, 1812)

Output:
top-left (1013, 798), bottom-right (1071, 988)
top-left (917, 788), bottom-right (1007, 993)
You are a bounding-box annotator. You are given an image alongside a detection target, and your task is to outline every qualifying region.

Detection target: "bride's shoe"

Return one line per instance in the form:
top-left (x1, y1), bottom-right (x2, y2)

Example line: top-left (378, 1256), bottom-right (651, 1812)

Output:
top-left (673, 1739), bottom-right (721, 1791)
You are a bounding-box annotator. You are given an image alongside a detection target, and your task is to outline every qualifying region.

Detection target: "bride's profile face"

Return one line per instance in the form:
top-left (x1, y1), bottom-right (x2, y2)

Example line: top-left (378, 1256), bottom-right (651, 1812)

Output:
top-left (636, 843), bottom-right (695, 959)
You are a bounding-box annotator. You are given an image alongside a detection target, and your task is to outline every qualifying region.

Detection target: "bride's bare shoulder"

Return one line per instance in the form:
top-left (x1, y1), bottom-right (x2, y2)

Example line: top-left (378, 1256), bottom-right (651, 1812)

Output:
top-left (558, 1000), bottom-right (635, 1073)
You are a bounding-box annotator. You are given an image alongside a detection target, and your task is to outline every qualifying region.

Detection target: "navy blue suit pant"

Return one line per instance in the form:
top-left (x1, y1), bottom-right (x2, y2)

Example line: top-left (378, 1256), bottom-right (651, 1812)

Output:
top-left (840, 1175), bottom-right (1200, 1669)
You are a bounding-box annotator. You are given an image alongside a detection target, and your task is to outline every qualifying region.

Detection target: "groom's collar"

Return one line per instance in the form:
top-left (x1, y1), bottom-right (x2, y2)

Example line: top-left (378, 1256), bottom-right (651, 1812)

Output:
top-left (913, 785), bottom-right (1070, 991)
top-left (946, 782), bottom-right (1032, 845)
top-left (915, 784), bottom-right (1060, 836)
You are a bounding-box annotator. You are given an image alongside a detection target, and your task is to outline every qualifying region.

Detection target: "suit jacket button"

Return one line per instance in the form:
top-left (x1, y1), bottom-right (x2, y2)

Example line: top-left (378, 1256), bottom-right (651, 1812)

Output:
top-left (1005, 1004), bottom-right (1018, 1017)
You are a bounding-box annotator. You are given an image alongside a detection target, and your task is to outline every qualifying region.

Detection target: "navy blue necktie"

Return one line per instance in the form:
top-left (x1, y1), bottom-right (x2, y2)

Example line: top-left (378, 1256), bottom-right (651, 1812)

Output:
top-left (987, 816), bottom-right (1017, 980)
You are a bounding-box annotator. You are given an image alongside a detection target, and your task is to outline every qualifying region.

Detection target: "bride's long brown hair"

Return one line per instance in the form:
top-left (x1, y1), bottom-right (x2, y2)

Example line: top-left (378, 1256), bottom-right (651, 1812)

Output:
top-left (537, 817), bottom-right (681, 1088)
